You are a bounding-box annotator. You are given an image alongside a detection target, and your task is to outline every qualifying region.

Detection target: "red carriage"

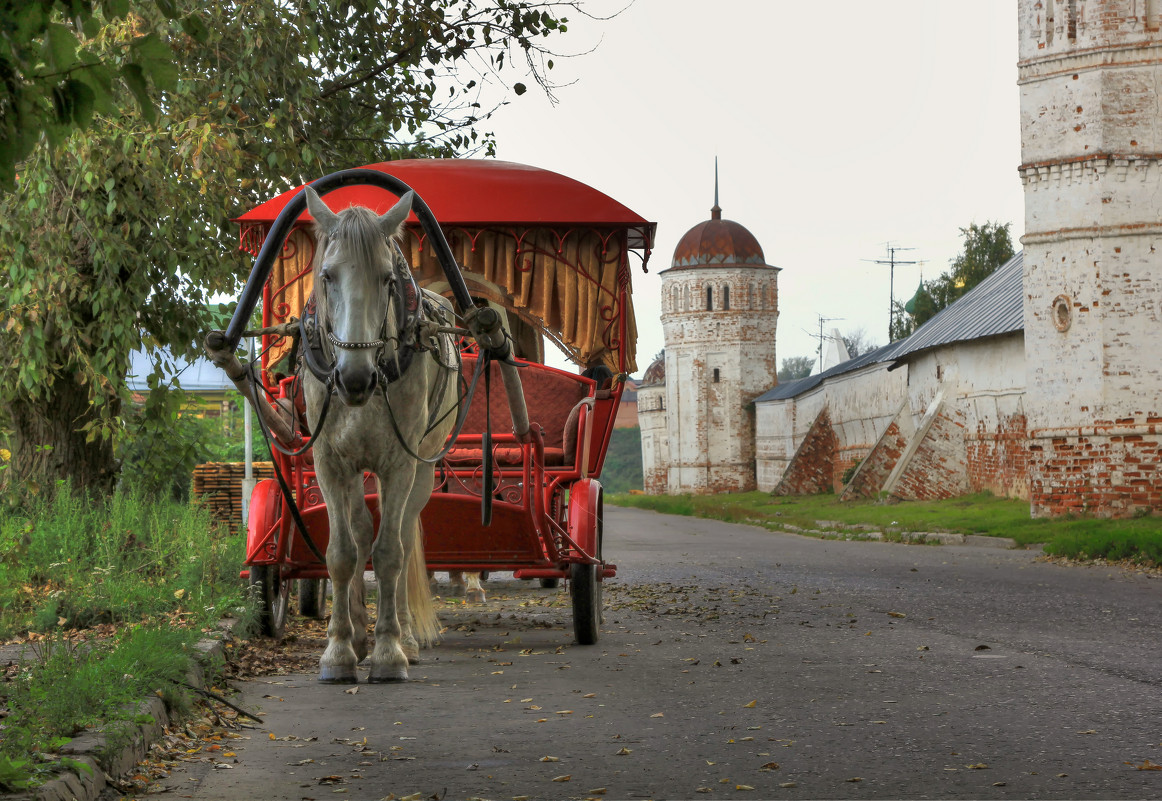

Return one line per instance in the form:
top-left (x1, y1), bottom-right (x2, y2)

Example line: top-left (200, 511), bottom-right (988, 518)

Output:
top-left (224, 160), bottom-right (654, 645)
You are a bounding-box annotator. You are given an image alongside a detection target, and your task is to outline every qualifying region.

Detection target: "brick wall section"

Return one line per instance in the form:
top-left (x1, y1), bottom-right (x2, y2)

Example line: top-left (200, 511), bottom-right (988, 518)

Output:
top-left (772, 408), bottom-right (837, 496)
top-left (841, 419), bottom-right (908, 501)
top-left (890, 408), bottom-right (969, 502)
top-left (966, 413), bottom-right (1030, 500)
top-left (1030, 418), bottom-right (1162, 517)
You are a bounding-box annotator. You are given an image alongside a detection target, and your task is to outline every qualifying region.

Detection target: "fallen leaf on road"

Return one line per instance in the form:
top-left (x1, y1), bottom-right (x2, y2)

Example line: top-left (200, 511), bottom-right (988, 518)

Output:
top-left (650, 712), bottom-right (664, 718)
top-left (737, 784), bottom-right (754, 790)
top-left (1127, 760), bottom-right (1162, 771)
top-left (846, 777), bottom-right (863, 782)
top-left (540, 756), bottom-right (559, 762)
top-left (344, 687), bottom-right (359, 695)
top-left (583, 693), bottom-right (596, 698)
top-left (743, 700), bottom-right (756, 708)
top-left (587, 789), bottom-right (607, 795)
top-left (616, 747), bottom-right (632, 755)
top-left (695, 789), bottom-right (712, 794)
top-left (966, 763), bottom-right (988, 769)
top-left (552, 775), bottom-right (571, 782)
top-left (760, 762), bottom-right (779, 771)
top-left (779, 782), bottom-right (797, 788)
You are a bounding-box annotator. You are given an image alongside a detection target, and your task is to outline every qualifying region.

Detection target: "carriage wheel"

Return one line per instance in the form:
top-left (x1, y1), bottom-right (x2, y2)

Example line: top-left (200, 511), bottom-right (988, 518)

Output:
top-left (298, 578), bottom-right (328, 620)
top-left (539, 577), bottom-right (560, 589)
top-left (250, 564), bottom-right (291, 638)
top-left (570, 560), bottom-right (601, 645)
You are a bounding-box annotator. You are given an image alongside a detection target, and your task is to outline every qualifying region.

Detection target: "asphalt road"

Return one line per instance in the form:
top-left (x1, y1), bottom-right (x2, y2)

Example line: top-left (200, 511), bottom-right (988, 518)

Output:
top-left (149, 506), bottom-right (1162, 800)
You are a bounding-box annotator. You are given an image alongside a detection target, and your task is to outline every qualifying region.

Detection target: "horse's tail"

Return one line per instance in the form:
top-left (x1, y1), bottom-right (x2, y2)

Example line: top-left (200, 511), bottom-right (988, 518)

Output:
top-left (407, 519), bottom-right (441, 647)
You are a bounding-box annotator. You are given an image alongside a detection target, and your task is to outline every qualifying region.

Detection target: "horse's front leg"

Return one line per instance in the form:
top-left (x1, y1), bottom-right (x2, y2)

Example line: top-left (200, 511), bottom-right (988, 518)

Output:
top-left (317, 469), bottom-right (373, 684)
top-left (368, 472), bottom-right (413, 683)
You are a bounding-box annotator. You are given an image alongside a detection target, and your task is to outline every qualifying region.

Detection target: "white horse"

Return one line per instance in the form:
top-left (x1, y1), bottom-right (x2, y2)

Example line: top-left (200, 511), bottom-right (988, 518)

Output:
top-left (301, 186), bottom-right (459, 684)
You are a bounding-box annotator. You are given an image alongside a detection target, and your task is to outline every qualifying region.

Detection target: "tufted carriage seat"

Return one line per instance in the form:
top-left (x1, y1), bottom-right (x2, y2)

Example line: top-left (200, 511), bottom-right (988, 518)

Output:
top-left (444, 356), bottom-right (594, 469)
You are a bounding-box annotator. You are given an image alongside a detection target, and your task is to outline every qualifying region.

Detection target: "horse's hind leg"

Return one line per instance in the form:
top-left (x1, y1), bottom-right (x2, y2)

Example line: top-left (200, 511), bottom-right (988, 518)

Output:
top-left (465, 572), bottom-right (487, 604)
top-left (317, 469), bottom-right (371, 684)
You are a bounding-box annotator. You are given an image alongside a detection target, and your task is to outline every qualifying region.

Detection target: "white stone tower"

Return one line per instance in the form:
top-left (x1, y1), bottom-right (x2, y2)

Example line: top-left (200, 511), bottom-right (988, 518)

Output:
top-left (1019, 0), bottom-right (1162, 516)
top-left (651, 187), bottom-right (780, 494)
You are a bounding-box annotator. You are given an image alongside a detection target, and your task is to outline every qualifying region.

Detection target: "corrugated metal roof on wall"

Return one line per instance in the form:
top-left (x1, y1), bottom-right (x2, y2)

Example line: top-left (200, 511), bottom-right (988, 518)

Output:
top-left (884, 251), bottom-right (1024, 364)
top-left (755, 251), bottom-right (1025, 403)
top-left (754, 342), bottom-right (898, 403)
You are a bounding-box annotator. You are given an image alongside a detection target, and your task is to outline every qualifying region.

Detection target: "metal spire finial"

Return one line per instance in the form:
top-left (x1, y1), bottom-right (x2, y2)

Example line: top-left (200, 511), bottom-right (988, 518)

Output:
top-left (711, 157), bottom-right (722, 220)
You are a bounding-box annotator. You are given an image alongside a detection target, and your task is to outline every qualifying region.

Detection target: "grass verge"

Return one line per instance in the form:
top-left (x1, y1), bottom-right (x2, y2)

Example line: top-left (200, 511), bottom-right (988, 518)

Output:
top-left (608, 490), bottom-right (1162, 565)
top-left (0, 485), bottom-right (249, 790)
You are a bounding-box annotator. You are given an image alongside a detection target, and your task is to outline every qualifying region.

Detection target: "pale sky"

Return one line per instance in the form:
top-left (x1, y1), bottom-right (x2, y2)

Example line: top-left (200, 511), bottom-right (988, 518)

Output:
top-left (484, 0), bottom-right (1026, 375)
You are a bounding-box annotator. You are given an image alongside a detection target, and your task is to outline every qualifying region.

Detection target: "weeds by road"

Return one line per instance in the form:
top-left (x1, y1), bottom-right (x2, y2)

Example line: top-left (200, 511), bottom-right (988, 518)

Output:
top-left (0, 485), bottom-right (249, 791)
top-left (608, 490), bottom-right (1162, 567)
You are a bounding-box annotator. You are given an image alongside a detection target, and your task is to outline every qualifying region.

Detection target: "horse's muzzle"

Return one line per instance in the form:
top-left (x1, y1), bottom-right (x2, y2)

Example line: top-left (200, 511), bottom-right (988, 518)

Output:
top-left (334, 364), bottom-right (379, 406)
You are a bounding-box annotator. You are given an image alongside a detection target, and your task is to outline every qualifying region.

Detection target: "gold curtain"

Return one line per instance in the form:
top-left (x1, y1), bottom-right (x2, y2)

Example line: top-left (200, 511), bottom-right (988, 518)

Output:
top-left (256, 224), bottom-right (637, 379)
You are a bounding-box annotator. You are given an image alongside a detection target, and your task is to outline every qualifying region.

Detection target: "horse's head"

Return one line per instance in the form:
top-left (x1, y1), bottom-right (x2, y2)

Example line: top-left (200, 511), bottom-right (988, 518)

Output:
top-left (303, 185), bottom-right (413, 406)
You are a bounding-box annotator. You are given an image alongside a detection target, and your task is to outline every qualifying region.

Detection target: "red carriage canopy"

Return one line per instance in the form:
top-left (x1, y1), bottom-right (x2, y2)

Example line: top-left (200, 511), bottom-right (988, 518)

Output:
top-left (236, 159), bottom-right (654, 373)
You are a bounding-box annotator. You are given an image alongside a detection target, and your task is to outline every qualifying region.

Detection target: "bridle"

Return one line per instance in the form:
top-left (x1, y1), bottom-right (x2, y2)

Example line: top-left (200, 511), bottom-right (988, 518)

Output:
top-left (300, 240), bottom-right (424, 388)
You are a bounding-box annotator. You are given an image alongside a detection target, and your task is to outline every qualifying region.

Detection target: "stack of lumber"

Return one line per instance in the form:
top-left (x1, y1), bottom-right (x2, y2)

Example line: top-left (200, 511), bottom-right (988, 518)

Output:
top-left (192, 462), bottom-right (276, 526)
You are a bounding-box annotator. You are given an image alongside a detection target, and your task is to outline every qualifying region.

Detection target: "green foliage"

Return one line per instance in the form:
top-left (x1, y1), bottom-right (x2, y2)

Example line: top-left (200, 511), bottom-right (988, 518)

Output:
top-left (0, 484), bottom-right (244, 636)
top-left (0, 755), bottom-right (32, 792)
top-left (118, 390), bottom-right (257, 500)
top-left (599, 426), bottom-right (643, 494)
top-left (891, 221), bottom-right (1015, 341)
top-left (778, 356), bottom-right (813, 382)
top-left (0, 0), bottom-right (197, 188)
top-left (0, 625), bottom-right (202, 779)
top-left (1, 0), bottom-right (578, 497)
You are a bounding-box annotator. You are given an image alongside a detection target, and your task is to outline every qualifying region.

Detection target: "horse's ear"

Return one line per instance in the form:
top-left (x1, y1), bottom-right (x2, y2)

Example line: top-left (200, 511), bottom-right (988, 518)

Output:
top-left (379, 191), bottom-right (413, 239)
top-left (303, 185), bottom-right (339, 237)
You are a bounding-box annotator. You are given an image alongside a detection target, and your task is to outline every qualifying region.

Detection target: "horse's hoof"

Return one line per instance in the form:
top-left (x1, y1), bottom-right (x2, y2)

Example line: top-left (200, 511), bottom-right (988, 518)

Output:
top-left (318, 665), bottom-right (358, 684)
top-left (466, 589), bottom-right (486, 604)
top-left (402, 645), bottom-right (420, 664)
top-left (368, 664), bottom-right (409, 683)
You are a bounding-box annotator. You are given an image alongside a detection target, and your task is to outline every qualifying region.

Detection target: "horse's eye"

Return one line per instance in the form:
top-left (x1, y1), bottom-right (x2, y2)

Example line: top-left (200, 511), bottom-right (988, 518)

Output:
top-left (319, 270), bottom-right (331, 283)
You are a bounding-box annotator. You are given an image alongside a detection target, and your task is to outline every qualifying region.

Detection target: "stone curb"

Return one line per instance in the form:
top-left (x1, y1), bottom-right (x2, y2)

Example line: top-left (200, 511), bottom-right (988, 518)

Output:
top-left (3, 637), bottom-right (226, 801)
top-left (774, 521), bottom-right (1021, 550)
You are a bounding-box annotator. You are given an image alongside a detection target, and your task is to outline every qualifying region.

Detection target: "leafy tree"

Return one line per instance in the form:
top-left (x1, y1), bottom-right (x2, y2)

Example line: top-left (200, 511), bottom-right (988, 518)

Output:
top-left (778, 356), bottom-right (813, 382)
top-left (890, 221), bottom-right (1014, 341)
top-left (0, 0), bottom-right (200, 189)
top-left (0, 0), bottom-right (579, 499)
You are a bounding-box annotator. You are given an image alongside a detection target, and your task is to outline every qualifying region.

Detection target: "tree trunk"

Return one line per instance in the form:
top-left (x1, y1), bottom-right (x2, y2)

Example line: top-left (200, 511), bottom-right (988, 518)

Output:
top-left (5, 374), bottom-right (119, 498)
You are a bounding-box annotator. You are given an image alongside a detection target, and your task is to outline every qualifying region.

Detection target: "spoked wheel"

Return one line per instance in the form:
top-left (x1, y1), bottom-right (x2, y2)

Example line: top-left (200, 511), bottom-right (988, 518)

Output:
top-left (250, 564), bottom-right (291, 638)
top-left (298, 578), bottom-right (328, 620)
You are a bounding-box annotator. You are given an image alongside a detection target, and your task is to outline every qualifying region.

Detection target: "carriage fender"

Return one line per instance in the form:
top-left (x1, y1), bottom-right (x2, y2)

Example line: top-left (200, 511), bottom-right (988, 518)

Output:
top-left (567, 478), bottom-right (603, 558)
top-left (246, 478), bottom-right (282, 565)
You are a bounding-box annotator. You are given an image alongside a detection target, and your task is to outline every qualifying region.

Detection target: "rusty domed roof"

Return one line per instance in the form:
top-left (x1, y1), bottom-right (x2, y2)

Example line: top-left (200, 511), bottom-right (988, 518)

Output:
top-left (641, 355), bottom-right (666, 385)
top-left (670, 204), bottom-right (769, 269)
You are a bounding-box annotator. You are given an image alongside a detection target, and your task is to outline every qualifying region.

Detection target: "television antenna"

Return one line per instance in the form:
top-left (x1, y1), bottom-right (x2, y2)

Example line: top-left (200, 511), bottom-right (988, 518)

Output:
top-left (804, 314), bottom-right (845, 373)
top-left (863, 243), bottom-right (919, 339)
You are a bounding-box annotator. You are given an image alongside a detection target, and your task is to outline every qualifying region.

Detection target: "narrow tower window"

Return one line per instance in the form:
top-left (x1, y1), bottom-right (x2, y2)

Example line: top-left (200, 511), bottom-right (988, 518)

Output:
top-left (723, 285), bottom-right (730, 310)
top-left (1067, 0), bottom-right (1077, 39)
top-left (712, 368), bottom-right (720, 383)
top-left (706, 286), bottom-right (714, 311)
